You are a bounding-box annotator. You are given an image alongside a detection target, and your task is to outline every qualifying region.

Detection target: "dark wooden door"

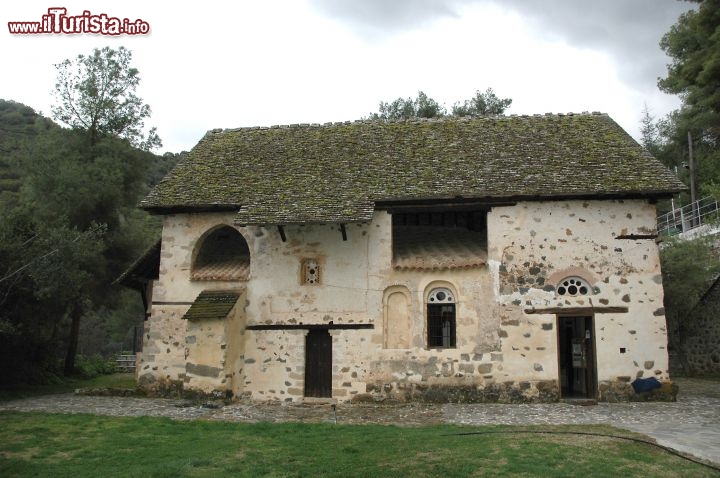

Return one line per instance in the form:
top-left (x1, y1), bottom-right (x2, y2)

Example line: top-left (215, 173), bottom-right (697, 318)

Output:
top-left (557, 316), bottom-right (596, 399)
top-left (304, 329), bottom-right (332, 398)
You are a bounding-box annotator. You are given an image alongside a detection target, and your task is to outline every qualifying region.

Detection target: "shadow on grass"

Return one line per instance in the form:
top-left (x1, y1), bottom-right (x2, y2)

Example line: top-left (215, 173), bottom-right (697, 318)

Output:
top-left (0, 373), bottom-right (136, 401)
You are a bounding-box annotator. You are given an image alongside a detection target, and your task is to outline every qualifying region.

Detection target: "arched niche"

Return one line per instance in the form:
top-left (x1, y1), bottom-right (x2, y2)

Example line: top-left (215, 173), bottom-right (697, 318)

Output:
top-left (383, 286), bottom-right (412, 349)
top-left (192, 225), bottom-right (250, 281)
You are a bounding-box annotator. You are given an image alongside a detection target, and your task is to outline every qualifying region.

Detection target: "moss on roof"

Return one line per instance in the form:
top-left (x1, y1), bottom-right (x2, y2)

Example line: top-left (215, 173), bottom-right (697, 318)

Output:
top-left (182, 289), bottom-right (242, 321)
top-left (142, 113), bottom-right (685, 224)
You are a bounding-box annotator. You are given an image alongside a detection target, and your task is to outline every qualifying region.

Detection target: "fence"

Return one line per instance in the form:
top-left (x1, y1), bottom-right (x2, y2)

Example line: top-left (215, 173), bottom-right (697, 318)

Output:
top-left (657, 197), bottom-right (720, 236)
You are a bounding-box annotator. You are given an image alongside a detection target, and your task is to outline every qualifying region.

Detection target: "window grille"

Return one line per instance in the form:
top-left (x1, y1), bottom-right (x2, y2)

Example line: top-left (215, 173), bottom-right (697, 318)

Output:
top-left (427, 288), bottom-right (456, 348)
top-left (302, 259), bottom-right (320, 285)
top-left (556, 277), bottom-right (591, 296)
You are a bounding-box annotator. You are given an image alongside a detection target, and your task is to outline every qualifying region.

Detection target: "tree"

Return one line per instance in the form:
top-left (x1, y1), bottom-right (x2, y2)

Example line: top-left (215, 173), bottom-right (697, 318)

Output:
top-left (640, 104), bottom-right (662, 155)
top-left (52, 46), bottom-right (161, 150)
top-left (368, 89), bottom-right (511, 120)
top-left (658, 0), bottom-right (720, 154)
top-left (48, 47), bottom-right (164, 372)
top-left (369, 91), bottom-right (446, 120)
top-left (648, 1), bottom-right (720, 203)
top-left (659, 1), bottom-right (720, 123)
top-left (451, 88), bottom-right (512, 117)
top-left (0, 100), bottom-right (166, 381)
top-left (660, 236), bottom-right (720, 372)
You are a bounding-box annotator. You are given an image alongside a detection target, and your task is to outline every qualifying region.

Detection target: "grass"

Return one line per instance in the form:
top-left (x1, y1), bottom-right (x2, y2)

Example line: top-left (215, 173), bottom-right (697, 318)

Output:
top-left (0, 413), bottom-right (717, 478)
top-left (0, 373), bottom-right (136, 401)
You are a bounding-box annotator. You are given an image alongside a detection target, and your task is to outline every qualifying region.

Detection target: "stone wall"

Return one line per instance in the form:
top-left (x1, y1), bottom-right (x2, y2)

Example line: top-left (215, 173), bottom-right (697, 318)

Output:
top-left (684, 277), bottom-right (720, 374)
top-left (138, 199), bottom-right (674, 402)
top-left (488, 200), bottom-right (670, 386)
top-left (138, 212), bottom-right (248, 396)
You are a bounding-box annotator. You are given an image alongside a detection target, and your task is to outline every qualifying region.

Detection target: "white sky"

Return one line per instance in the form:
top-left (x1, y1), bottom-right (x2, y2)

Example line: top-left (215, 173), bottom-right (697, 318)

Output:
top-left (1, 1), bottom-right (691, 154)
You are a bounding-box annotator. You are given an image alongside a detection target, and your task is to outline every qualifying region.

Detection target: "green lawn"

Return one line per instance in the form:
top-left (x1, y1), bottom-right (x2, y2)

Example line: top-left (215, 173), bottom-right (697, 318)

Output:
top-left (0, 412), bottom-right (716, 477)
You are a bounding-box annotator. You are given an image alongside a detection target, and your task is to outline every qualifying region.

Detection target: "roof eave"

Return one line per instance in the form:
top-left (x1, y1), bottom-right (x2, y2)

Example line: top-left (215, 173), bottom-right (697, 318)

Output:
top-left (140, 204), bottom-right (242, 215)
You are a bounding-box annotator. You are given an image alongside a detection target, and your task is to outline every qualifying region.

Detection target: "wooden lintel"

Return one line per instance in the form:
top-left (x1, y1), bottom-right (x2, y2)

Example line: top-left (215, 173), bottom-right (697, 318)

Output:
top-left (524, 306), bottom-right (629, 315)
top-left (151, 301), bottom-right (195, 306)
top-left (340, 223), bottom-right (347, 241)
top-left (379, 202), bottom-right (515, 213)
top-left (615, 234), bottom-right (658, 240)
top-left (277, 225), bottom-right (287, 242)
top-left (246, 323), bottom-right (374, 331)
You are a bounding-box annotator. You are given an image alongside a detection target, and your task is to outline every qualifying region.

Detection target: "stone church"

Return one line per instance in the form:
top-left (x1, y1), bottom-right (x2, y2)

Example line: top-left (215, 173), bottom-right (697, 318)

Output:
top-left (120, 113), bottom-right (684, 402)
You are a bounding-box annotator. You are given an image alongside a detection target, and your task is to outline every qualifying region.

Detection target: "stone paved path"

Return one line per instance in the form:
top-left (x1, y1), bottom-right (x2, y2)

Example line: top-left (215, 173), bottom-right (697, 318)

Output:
top-left (1, 377), bottom-right (718, 466)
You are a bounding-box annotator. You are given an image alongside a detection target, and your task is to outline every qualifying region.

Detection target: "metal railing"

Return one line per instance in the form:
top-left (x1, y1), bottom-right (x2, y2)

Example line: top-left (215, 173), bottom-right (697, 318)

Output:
top-left (657, 196), bottom-right (720, 236)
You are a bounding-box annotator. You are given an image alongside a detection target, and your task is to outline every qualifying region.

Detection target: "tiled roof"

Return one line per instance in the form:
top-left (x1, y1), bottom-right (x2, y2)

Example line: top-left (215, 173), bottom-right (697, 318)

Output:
top-left (181, 289), bottom-right (243, 321)
top-left (393, 226), bottom-right (487, 271)
top-left (141, 113), bottom-right (685, 224)
top-left (192, 235), bottom-right (250, 281)
top-left (191, 261), bottom-right (249, 281)
top-left (115, 240), bottom-right (161, 289)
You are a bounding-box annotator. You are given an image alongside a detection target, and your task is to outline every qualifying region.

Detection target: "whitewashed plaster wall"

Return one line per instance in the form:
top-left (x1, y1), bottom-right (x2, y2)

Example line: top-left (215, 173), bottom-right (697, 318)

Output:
top-left (139, 200), bottom-right (671, 401)
top-left (488, 199), bottom-right (668, 383)
top-left (139, 212), bottom-right (247, 391)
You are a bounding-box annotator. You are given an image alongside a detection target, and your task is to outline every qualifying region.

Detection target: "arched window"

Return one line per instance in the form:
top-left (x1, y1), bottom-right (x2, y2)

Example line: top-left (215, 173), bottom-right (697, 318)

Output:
top-left (427, 287), bottom-right (455, 348)
top-left (192, 226), bottom-right (250, 281)
top-left (556, 277), bottom-right (591, 297)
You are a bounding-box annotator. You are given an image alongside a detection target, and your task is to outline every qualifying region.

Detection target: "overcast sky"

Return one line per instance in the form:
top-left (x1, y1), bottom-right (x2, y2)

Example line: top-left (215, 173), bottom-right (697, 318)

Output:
top-left (2, 1), bottom-right (692, 154)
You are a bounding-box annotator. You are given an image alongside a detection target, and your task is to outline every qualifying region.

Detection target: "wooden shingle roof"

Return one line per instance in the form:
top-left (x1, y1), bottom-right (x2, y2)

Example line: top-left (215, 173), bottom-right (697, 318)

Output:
top-left (181, 289), bottom-right (243, 321)
top-left (141, 113), bottom-right (685, 224)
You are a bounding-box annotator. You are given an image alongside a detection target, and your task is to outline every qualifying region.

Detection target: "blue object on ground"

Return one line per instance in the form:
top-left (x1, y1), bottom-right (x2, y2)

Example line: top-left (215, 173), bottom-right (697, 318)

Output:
top-left (632, 377), bottom-right (662, 393)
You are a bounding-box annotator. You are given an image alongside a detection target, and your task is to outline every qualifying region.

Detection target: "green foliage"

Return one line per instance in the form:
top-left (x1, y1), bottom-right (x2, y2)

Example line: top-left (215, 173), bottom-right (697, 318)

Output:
top-left (0, 98), bottom-right (173, 384)
top-left (52, 46), bottom-right (161, 150)
top-left (0, 417), bottom-right (714, 477)
top-left (73, 354), bottom-right (117, 378)
top-left (640, 104), bottom-right (662, 157)
top-left (659, 0), bottom-right (720, 125)
top-left (78, 290), bottom-right (145, 357)
top-left (2, 45), bottom-right (170, 381)
top-left (660, 236), bottom-right (720, 358)
top-left (451, 88), bottom-right (513, 117)
top-left (647, 1), bottom-right (720, 206)
top-left (0, 100), bottom-right (55, 207)
top-left (368, 88), bottom-right (511, 120)
top-left (369, 90), bottom-right (446, 119)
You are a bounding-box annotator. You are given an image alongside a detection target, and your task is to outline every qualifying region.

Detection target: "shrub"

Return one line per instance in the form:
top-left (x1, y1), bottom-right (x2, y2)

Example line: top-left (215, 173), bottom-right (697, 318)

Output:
top-left (74, 354), bottom-right (116, 378)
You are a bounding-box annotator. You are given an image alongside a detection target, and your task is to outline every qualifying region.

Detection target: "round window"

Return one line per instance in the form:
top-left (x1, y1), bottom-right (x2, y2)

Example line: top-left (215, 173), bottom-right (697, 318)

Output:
top-left (556, 277), bottom-right (591, 297)
top-left (428, 288), bottom-right (454, 303)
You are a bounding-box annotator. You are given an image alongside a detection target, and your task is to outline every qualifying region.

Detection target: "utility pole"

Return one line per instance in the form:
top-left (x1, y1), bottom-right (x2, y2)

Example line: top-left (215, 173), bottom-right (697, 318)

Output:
top-left (688, 131), bottom-right (697, 226)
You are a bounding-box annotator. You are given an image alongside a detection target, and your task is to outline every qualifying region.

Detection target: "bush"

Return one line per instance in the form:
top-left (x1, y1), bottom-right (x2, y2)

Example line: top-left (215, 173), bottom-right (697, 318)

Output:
top-left (74, 354), bottom-right (116, 378)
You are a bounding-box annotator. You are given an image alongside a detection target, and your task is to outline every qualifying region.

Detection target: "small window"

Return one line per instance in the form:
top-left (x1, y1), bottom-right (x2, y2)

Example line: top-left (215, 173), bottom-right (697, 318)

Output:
top-left (427, 288), bottom-right (456, 348)
top-left (302, 259), bottom-right (320, 285)
top-left (556, 277), bottom-right (591, 296)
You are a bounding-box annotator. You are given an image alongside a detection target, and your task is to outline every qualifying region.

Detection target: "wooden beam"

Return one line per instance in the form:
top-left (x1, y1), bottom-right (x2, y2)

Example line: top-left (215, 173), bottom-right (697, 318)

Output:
top-left (524, 306), bottom-right (629, 315)
top-left (151, 301), bottom-right (195, 306)
top-left (246, 323), bottom-right (374, 331)
top-left (615, 234), bottom-right (658, 240)
top-left (340, 223), bottom-right (347, 241)
top-left (277, 225), bottom-right (286, 242)
top-left (379, 203), bottom-right (509, 213)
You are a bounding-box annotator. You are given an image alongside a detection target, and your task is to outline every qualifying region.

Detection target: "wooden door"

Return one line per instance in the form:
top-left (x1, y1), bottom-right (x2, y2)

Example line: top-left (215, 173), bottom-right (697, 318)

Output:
top-left (304, 329), bottom-right (332, 398)
top-left (557, 316), bottom-right (596, 399)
